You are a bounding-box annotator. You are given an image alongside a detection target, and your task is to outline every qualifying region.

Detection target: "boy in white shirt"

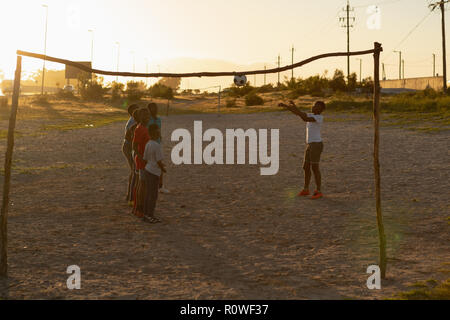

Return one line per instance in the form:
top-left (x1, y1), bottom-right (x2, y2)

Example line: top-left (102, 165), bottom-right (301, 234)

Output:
top-left (142, 124), bottom-right (166, 223)
top-left (279, 100), bottom-right (326, 199)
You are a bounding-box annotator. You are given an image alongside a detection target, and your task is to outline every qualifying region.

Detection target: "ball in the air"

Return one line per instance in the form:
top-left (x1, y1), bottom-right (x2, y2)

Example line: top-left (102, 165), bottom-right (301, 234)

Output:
top-left (234, 75), bottom-right (247, 87)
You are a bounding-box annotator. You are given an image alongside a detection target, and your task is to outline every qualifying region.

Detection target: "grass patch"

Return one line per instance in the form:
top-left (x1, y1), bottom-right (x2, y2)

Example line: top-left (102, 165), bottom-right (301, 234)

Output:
top-left (0, 163), bottom-right (73, 176)
top-left (42, 115), bottom-right (129, 131)
top-left (395, 279), bottom-right (450, 300)
top-left (0, 130), bottom-right (23, 140)
top-left (327, 93), bottom-right (450, 132)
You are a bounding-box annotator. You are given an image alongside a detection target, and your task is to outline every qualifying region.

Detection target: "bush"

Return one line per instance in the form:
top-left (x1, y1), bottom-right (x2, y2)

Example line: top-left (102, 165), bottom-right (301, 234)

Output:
top-left (31, 94), bottom-right (51, 106)
top-left (256, 84), bottom-right (275, 93)
top-left (245, 93), bottom-right (264, 106)
top-left (226, 83), bottom-right (254, 97)
top-left (359, 77), bottom-right (374, 93)
top-left (56, 89), bottom-right (76, 100)
top-left (327, 89), bottom-right (450, 113)
top-left (111, 82), bottom-right (124, 101)
top-left (329, 69), bottom-right (347, 92)
top-left (148, 83), bottom-right (174, 100)
top-left (225, 99), bottom-right (237, 108)
top-left (125, 81), bottom-right (145, 101)
top-left (79, 81), bottom-right (108, 101)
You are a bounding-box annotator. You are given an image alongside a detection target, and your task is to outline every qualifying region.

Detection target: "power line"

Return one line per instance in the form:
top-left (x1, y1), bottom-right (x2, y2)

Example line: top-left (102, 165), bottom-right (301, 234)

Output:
top-left (353, 0), bottom-right (403, 8)
top-left (382, 11), bottom-right (433, 63)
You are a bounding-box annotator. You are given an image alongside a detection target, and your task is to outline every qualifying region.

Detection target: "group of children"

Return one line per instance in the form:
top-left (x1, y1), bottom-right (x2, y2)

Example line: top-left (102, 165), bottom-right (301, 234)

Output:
top-left (122, 99), bottom-right (326, 224)
top-left (122, 103), bottom-right (168, 224)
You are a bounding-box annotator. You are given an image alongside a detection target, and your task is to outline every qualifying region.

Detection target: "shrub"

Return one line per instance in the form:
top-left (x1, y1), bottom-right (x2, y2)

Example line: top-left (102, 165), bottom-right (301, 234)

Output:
top-left (329, 69), bottom-right (347, 92)
top-left (225, 99), bottom-right (237, 108)
top-left (56, 89), bottom-right (76, 100)
top-left (327, 89), bottom-right (450, 113)
top-left (31, 94), bottom-right (51, 106)
top-left (79, 81), bottom-right (108, 101)
top-left (226, 83), bottom-right (254, 97)
top-left (125, 81), bottom-right (145, 101)
top-left (245, 93), bottom-right (264, 106)
top-left (256, 84), bottom-right (275, 93)
top-left (111, 82), bottom-right (124, 101)
top-left (148, 83), bottom-right (174, 100)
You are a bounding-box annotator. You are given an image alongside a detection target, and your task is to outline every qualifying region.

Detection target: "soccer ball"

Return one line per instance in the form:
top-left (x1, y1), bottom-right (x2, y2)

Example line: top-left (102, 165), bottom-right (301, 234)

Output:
top-left (234, 75), bottom-right (247, 87)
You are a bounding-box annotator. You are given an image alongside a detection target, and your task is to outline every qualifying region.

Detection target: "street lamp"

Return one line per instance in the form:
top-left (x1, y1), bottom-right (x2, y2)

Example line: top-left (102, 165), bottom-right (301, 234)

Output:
top-left (393, 50), bottom-right (402, 80)
top-left (130, 50), bottom-right (135, 81)
top-left (115, 41), bottom-right (120, 82)
top-left (41, 4), bottom-right (48, 95)
top-left (356, 58), bottom-right (362, 84)
top-left (88, 29), bottom-right (94, 81)
top-left (144, 58), bottom-right (149, 87)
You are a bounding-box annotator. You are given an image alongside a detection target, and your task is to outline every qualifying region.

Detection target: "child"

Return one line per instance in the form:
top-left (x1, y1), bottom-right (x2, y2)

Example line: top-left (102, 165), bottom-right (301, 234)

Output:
top-left (123, 104), bottom-right (139, 202)
top-left (142, 124), bottom-right (166, 223)
top-left (147, 103), bottom-right (170, 194)
top-left (132, 108), bottom-right (151, 217)
top-left (279, 100), bottom-right (326, 199)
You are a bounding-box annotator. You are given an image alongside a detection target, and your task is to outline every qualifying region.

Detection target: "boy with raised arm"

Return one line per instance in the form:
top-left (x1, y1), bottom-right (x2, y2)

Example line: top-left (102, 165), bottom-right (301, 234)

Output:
top-left (279, 100), bottom-right (326, 199)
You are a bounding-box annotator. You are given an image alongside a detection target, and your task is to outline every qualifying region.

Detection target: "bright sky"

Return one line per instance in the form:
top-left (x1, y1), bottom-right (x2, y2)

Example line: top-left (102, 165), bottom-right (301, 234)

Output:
top-left (0, 0), bottom-right (447, 89)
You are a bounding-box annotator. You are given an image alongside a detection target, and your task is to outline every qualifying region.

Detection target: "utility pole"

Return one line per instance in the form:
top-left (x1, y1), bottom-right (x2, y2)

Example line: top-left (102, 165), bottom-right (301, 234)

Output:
top-left (394, 50), bottom-right (402, 79)
top-left (356, 58), bottom-right (362, 84)
top-left (277, 55), bottom-right (281, 87)
top-left (145, 58), bottom-right (149, 87)
top-left (264, 65), bottom-right (267, 86)
top-left (291, 45), bottom-right (295, 81)
top-left (41, 4), bottom-right (48, 95)
top-left (130, 50), bottom-right (136, 81)
top-left (88, 29), bottom-right (94, 81)
top-left (433, 53), bottom-right (436, 77)
top-left (429, 1), bottom-right (449, 91)
top-left (402, 59), bottom-right (405, 80)
top-left (115, 41), bottom-right (120, 82)
top-left (340, 0), bottom-right (355, 81)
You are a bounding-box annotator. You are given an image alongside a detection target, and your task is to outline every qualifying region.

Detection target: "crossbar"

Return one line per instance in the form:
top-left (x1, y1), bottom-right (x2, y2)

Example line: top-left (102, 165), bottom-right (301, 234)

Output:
top-left (17, 48), bottom-right (382, 78)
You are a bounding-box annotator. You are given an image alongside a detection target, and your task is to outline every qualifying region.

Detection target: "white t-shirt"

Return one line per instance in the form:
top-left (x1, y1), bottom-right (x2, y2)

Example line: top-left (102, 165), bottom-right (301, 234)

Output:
top-left (143, 140), bottom-right (164, 176)
top-left (306, 114), bottom-right (323, 143)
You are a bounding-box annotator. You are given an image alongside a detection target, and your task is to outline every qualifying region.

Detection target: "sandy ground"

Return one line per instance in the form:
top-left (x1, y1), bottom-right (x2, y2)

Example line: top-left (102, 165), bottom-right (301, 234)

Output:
top-left (0, 101), bottom-right (449, 299)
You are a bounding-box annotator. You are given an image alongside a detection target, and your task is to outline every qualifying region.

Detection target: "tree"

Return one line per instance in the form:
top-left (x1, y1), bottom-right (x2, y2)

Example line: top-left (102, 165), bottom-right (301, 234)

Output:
top-left (347, 72), bottom-right (358, 92)
top-left (148, 83), bottom-right (174, 100)
top-left (77, 73), bottom-right (108, 101)
top-left (30, 69), bottom-right (66, 88)
top-left (360, 77), bottom-right (374, 94)
top-left (111, 81), bottom-right (124, 101)
top-left (125, 81), bottom-right (146, 101)
top-left (158, 77), bottom-right (181, 92)
top-left (329, 69), bottom-right (347, 92)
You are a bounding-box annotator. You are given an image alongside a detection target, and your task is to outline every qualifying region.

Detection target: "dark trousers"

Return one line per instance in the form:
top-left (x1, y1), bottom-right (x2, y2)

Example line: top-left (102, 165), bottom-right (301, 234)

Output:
top-left (144, 170), bottom-right (160, 217)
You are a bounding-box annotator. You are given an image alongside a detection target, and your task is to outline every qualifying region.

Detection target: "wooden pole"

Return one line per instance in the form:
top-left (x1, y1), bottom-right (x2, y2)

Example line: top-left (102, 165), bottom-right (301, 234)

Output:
top-left (17, 48), bottom-right (380, 79)
top-left (373, 42), bottom-right (387, 279)
top-left (440, 2), bottom-right (447, 91)
top-left (0, 55), bottom-right (22, 278)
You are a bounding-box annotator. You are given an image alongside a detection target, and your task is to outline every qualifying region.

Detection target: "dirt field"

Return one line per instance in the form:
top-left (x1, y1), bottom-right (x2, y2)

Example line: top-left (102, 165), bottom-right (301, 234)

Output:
top-left (0, 98), bottom-right (449, 299)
